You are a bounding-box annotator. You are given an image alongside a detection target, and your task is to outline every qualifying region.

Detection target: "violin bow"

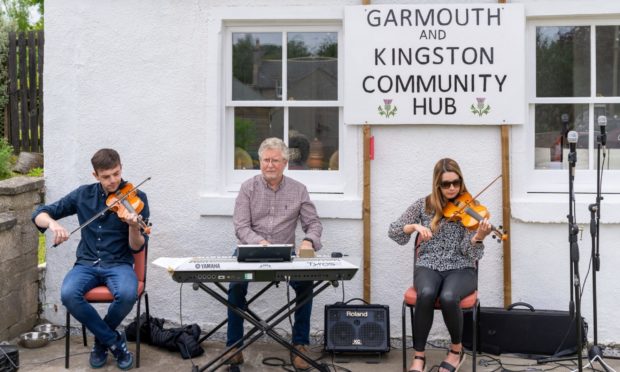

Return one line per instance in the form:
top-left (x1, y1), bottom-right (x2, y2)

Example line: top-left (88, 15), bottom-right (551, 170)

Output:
top-left (51, 176), bottom-right (152, 248)
top-left (470, 174), bottom-right (502, 203)
top-left (451, 174), bottom-right (502, 215)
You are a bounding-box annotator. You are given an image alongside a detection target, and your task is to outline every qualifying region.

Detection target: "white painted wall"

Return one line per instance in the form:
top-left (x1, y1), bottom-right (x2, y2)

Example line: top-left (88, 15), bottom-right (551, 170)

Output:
top-left (42, 0), bottom-right (620, 346)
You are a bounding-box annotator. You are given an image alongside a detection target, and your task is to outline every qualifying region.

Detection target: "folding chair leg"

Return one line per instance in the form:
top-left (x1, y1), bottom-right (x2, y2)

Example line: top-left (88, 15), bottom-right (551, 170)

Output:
top-left (472, 301), bottom-right (479, 372)
top-left (65, 311), bottom-right (70, 369)
top-left (136, 295), bottom-right (142, 368)
top-left (410, 306), bottom-right (415, 345)
top-left (82, 323), bottom-right (88, 346)
top-left (402, 301), bottom-right (407, 372)
top-left (135, 292), bottom-right (150, 368)
top-left (145, 293), bottom-right (150, 325)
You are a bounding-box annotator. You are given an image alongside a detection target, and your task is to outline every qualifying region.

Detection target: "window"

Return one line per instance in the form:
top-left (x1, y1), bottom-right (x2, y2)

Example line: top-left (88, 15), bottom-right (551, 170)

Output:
top-left (526, 18), bottom-right (620, 193)
top-left (201, 7), bottom-right (361, 218)
top-left (225, 26), bottom-right (345, 192)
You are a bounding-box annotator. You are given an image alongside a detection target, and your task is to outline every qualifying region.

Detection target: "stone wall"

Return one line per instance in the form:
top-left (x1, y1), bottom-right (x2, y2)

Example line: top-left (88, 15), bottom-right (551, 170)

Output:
top-left (0, 176), bottom-right (44, 342)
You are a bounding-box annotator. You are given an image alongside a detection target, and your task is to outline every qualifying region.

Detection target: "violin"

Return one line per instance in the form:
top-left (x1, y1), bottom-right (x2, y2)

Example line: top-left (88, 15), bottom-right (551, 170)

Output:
top-left (51, 177), bottom-right (152, 248)
top-left (106, 182), bottom-right (151, 235)
top-left (443, 191), bottom-right (507, 242)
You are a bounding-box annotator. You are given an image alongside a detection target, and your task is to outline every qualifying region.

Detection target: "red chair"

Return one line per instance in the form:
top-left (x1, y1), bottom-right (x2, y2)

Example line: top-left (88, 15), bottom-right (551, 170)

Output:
top-left (65, 246), bottom-right (150, 369)
top-left (401, 235), bottom-right (479, 372)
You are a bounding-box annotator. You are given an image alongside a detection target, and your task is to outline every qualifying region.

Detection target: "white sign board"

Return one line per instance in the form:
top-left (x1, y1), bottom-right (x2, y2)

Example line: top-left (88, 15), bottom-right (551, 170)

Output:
top-left (344, 4), bottom-right (525, 125)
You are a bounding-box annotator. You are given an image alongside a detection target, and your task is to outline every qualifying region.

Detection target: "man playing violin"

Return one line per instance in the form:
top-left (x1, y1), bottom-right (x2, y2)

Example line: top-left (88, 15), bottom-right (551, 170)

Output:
top-left (388, 158), bottom-right (492, 372)
top-left (32, 148), bottom-right (149, 370)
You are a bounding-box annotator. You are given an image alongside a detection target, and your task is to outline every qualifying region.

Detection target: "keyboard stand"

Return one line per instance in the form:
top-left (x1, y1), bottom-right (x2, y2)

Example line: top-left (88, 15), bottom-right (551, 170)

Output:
top-left (195, 281), bottom-right (278, 344)
top-left (191, 280), bottom-right (332, 372)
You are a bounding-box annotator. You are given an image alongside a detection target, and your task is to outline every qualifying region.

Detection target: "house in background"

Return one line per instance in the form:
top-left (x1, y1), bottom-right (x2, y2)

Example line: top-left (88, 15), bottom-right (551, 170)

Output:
top-left (41, 0), bottom-right (620, 347)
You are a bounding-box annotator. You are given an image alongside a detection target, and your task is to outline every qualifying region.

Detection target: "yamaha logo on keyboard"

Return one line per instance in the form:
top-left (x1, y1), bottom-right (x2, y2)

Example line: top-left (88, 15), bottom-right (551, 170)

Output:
top-left (346, 310), bottom-right (368, 317)
top-left (194, 263), bottom-right (221, 269)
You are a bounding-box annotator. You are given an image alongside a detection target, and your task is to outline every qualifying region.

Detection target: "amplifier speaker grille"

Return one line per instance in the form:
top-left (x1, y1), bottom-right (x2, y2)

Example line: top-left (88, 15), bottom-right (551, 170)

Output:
top-left (324, 304), bottom-right (390, 353)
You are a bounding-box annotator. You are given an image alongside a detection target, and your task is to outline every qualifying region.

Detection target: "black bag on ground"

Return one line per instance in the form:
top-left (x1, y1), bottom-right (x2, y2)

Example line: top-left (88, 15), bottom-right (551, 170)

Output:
top-left (125, 313), bottom-right (204, 359)
top-left (0, 344), bottom-right (19, 372)
top-left (462, 302), bottom-right (587, 356)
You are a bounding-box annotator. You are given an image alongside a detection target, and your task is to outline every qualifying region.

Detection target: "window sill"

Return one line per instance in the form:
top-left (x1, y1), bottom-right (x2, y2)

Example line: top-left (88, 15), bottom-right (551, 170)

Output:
top-left (199, 193), bottom-right (362, 219)
top-left (512, 193), bottom-right (620, 224)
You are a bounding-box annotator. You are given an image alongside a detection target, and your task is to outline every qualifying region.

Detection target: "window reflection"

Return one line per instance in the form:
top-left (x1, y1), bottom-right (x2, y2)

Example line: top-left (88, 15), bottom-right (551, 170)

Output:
top-left (234, 107), bottom-right (284, 169)
top-left (232, 33), bottom-right (282, 101)
top-left (534, 104), bottom-right (589, 169)
top-left (536, 26), bottom-right (590, 97)
top-left (594, 104), bottom-right (620, 170)
top-left (596, 26), bottom-right (620, 98)
top-left (287, 32), bottom-right (338, 101)
top-left (289, 108), bottom-right (339, 171)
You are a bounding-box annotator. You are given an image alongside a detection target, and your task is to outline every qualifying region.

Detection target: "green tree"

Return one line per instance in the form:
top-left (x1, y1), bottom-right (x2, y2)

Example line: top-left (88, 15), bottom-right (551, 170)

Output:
top-left (1, 0), bottom-right (43, 31)
top-left (316, 40), bottom-right (337, 58)
top-left (233, 34), bottom-right (254, 85)
top-left (0, 137), bottom-right (14, 179)
top-left (287, 40), bottom-right (310, 59)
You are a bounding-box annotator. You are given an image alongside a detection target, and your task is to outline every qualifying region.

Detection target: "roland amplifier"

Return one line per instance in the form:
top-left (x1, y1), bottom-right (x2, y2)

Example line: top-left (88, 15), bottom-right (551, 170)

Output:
top-left (324, 303), bottom-right (390, 353)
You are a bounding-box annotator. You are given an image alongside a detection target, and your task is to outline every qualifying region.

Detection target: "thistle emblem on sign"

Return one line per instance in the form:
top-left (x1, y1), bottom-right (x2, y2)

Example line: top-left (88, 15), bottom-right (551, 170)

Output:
top-left (471, 97), bottom-right (491, 116)
top-left (378, 99), bottom-right (397, 118)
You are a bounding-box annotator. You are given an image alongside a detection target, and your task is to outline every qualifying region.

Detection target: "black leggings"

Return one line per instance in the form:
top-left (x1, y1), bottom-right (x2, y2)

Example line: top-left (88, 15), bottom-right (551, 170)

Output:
top-left (412, 266), bottom-right (476, 351)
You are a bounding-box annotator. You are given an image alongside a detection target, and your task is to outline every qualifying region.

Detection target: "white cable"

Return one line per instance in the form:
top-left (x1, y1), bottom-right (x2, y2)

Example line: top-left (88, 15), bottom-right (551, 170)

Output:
top-left (570, 354), bottom-right (617, 372)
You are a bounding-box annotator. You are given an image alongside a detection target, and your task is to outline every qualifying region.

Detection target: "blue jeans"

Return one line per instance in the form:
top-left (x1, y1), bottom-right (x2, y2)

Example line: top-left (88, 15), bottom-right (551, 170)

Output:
top-left (61, 263), bottom-right (138, 347)
top-left (226, 280), bottom-right (314, 347)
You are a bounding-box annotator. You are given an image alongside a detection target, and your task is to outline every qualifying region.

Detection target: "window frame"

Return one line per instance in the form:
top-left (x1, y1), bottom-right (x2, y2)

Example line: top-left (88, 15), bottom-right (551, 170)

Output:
top-left (512, 2), bottom-right (620, 224)
top-left (200, 7), bottom-right (361, 218)
top-left (224, 25), bottom-right (345, 193)
top-left (525, 17), bottom-right (620, 195)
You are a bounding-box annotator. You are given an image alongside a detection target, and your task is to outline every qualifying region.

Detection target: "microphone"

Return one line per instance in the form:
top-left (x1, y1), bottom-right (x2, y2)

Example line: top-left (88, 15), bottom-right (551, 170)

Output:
top-left (567, 130), bottom-right (578, 153)
top-left (598, 115), bottom-right (607, 147)
top-left (561, 114), bottom-right (570, 137)
top-left (567, 131), bottom-right (578, 176)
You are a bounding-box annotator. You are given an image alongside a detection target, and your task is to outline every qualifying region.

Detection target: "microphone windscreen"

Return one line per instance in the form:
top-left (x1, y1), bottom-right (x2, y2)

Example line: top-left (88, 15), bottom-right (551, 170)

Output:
top-left (567, 130), bottom-right (578, 144)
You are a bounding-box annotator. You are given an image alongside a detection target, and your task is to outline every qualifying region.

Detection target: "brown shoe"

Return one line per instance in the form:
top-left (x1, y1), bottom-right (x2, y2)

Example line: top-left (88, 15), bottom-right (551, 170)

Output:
top-left (223, 347), bottom-right (244, 365)
top-left (291, 344), bottom-right (311, 370)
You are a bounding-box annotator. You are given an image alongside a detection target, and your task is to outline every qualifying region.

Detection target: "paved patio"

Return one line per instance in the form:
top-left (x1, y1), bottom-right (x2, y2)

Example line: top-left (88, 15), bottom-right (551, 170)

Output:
top-left (8, 332), bottom-right (620, 372)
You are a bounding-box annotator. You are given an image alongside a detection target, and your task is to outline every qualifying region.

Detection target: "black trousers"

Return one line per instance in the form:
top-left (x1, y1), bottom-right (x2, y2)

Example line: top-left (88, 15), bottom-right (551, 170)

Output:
top-left (412, 266), bottom-right (476, 351)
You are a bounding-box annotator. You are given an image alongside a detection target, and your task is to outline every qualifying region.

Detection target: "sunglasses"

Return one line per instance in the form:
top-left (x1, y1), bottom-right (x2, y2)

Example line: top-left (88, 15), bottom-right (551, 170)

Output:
top-left (440, 179), bottom-right (462, 189)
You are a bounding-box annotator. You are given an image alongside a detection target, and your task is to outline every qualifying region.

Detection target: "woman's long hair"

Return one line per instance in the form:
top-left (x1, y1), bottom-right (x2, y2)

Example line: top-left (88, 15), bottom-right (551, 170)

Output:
top-left (425, 158), bottom-right (468, 232)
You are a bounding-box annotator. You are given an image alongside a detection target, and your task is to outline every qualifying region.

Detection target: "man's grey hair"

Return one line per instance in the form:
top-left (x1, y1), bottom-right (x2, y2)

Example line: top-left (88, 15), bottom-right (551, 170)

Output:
top-left (258, 137), bottom-right (290, 161)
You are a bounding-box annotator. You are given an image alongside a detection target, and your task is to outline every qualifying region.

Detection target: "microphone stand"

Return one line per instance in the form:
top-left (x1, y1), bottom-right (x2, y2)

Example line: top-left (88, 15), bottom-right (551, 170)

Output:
top-left (587, 122), bottom-right (619, 369)
top-left (538, 134), bottom-right (584, 370)
top-left (567, 142), bottom-right (584, 372)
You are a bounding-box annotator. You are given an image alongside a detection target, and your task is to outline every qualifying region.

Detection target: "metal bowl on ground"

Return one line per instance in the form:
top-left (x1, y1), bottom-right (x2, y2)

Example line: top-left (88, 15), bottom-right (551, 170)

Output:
top-left (33, 323), bottom-right (66, 341)
top-left (19, 332), bottom-right (50, 348)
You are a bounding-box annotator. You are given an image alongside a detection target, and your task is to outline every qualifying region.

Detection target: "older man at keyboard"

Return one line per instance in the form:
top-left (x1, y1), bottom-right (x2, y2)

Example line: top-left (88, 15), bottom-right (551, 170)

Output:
top-left (226, 137), bottom-right (323, 370)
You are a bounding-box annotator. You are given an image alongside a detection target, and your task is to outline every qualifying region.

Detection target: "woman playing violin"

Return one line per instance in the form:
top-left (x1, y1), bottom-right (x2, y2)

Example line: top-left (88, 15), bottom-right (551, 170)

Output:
top-left (388, 158), bottom-right (492, 372)
top-left (32, 148), bottom-right (148, 370)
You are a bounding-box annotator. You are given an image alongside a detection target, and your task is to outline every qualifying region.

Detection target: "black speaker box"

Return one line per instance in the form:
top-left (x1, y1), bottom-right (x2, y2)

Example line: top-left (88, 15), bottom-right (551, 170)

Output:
top-left (0, 344), bottom-right (19, 372)
top-left (324, 303), bottom-right (390, 353)
top-left (463, 302), bottom-right (587, 356)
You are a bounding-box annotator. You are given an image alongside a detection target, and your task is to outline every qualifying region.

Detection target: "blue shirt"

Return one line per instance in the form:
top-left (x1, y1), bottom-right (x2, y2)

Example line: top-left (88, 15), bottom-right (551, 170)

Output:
top-left (32, 180), bottom-right (150, 267)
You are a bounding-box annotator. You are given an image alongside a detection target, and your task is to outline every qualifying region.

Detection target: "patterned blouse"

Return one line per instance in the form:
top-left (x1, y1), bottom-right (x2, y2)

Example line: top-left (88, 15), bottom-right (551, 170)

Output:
top-left (388, 197), bottom-right (484, 271)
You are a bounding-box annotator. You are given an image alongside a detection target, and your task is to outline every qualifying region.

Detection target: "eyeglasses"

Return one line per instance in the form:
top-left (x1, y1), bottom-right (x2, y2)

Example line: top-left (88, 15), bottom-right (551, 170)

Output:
top-left (440, 179), bottom-right (462, 189)
top-left (261, 158), bottom-right (284, 166)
